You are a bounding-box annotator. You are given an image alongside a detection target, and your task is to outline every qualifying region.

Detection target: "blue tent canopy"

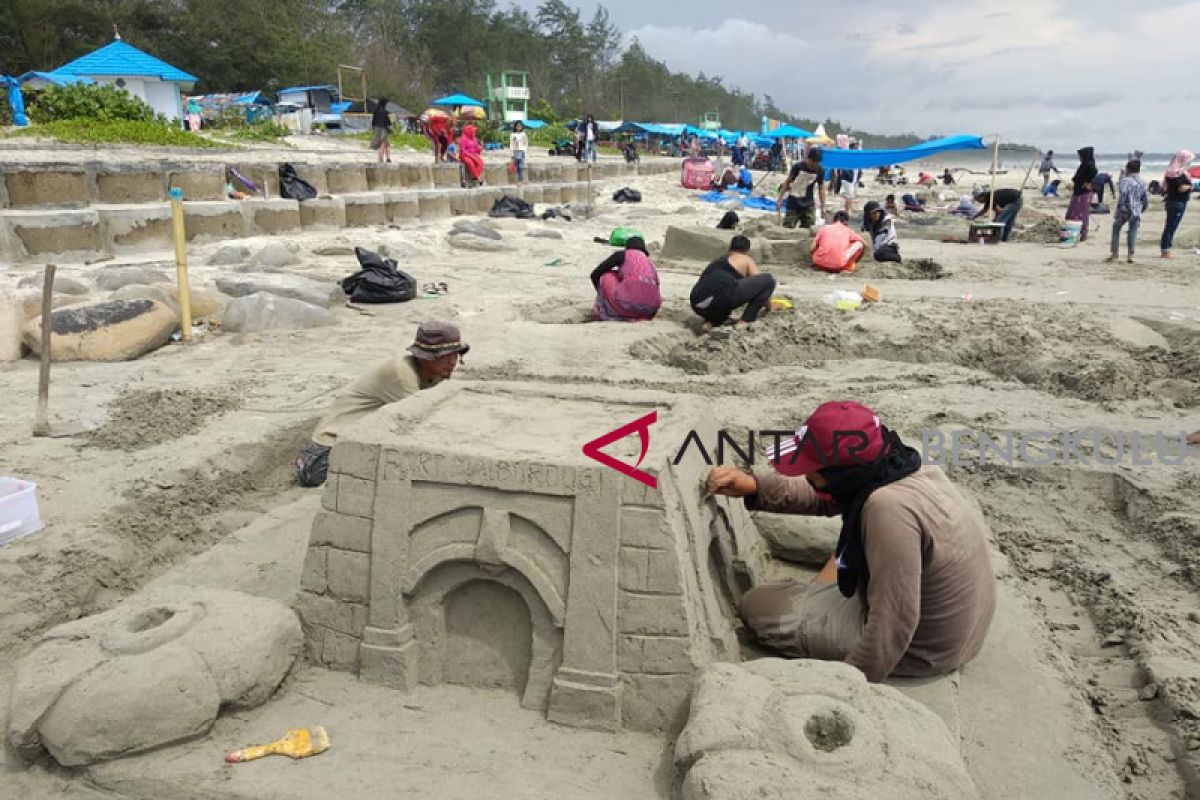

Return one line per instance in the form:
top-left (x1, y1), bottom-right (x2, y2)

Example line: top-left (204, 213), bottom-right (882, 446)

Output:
top-left (819, 135), bottom-right (986, 170)
top-left (763, 124), bottom-right (814, 139)
top-left (432, 92), bottom-right (484, 107)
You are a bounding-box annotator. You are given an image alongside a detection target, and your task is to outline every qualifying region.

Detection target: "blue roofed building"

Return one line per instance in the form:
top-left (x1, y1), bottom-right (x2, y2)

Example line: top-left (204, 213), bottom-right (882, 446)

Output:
top-left (49, 37), bottom-right (197, 122)
top-left (16, 72), bottom-right (95, 90)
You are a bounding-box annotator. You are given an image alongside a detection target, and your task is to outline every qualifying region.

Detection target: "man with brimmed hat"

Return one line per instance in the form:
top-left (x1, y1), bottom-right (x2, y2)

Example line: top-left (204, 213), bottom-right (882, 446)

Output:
top-left (706, 401), bottom-right (996, 683)
top-left (294, 321), bottom-right (469, 487)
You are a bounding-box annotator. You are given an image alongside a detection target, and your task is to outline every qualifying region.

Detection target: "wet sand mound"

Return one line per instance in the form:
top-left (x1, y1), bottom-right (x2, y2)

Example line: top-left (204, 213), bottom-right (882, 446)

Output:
top-left (85, 387), bottom-right (243, 450)
top-left (630, 299), bottom-right (1196, 404)
top-left (856, 258), bottom-right (949, 280)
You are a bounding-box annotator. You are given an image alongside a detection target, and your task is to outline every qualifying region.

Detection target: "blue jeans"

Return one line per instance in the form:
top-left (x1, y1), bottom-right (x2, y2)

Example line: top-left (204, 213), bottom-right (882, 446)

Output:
top-left (995, 196), bottom-right (1023, 241)
top-left (1161, 201), bottom-right (1187, 251)
top-left (586, 140), bottom-right (597, 163)
top-left (512, 151), bottom-right (525, 182)
top-left (1111, 214), bottom-right (1140, 256)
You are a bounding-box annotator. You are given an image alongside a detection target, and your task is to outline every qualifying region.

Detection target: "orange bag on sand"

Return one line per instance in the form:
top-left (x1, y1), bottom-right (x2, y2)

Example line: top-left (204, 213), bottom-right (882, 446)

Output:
top-left (861, 284), bottom-right (882, 303)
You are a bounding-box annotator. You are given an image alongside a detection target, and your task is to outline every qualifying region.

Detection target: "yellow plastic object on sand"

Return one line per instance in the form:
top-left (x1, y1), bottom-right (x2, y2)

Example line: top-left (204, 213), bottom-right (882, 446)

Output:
top-left (225, 726), bottom-right (330, 764)
top-left (768, 296), bottom-right (794, 312)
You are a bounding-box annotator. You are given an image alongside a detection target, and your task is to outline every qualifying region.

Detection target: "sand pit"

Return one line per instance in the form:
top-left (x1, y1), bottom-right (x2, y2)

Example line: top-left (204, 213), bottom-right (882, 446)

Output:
top-left (84, 386), bottom-right (244, 450)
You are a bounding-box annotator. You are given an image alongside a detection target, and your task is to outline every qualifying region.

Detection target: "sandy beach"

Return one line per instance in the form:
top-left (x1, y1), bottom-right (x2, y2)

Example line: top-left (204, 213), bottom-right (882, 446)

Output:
top-left (1, 134), bottom-right (1199, 799)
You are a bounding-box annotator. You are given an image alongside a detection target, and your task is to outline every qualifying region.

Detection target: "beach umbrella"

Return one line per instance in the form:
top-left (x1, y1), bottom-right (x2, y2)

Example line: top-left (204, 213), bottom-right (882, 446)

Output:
top-left (806, 123), bottom-right (835, 146)
top-left (764, 124), bottom-right (814, 139)
top-left (432, 92), bottom-right (485, 108)
top-left (456, 105), bottom-right (486, 121)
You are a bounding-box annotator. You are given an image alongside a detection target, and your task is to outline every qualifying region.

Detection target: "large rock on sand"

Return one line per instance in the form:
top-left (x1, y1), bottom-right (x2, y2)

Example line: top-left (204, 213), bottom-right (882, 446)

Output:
top-left (221, 292), bottom-right (337, 332)
top-left (448, 232), bottom-right (508, 252)
top-left (22, 299), bottom-right (176, 361)
top-left (452, 219), bottom-right (503, 240)
top-left (676, 659), bottom-right (979, 800)
top-left (661, 226), bottom-right (766, 263)
top-left (215, 275), bottom-right (343, 308)
top-left (17, 273), bottom-right (89, 296)
top-left (253, 241), bottom-right (301, 269)
top-left (0, 289), bottom-right (25, 361)
top-left (6, 585), bottom-right (302, 766)
top-left (95, 267), bottom-right (170, 291)
top-left (207, 244), bottom-right (250, 265)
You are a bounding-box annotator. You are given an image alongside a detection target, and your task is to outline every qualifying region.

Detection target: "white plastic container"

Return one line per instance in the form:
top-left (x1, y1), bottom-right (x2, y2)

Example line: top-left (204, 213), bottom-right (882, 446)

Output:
top-left (0, 478), bottom-right (42, 546)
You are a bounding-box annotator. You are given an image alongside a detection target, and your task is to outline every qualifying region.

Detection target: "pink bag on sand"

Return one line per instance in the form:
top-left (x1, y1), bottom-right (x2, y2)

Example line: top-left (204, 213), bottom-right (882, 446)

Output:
top-left (681, 157), bottom-right (715, 189)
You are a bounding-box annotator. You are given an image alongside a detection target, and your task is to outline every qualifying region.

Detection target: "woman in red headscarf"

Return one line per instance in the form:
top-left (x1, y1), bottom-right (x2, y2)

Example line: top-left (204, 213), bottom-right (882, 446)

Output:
top-left (459, 124), bottom-right (485, 184)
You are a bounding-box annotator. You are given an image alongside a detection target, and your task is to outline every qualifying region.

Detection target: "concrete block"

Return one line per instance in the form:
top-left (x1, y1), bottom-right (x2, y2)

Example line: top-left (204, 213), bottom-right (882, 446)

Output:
top-left (542, 185), bottom-right (562, 204)
top-left (230, 164), bottom-right (279, 198)
top-left (385, 192), bottom-right (419, 222)
top-left (170, 169), bottom-right (225, 201)
top-left (300, 548), bottom-right (328, 594)
top-left (342, 194), bottom-right (388, 228)
top-left (183, 201), bottom-right (247, 242)
top-left (299, 197), bottom-right (346, 230)
top-left (95, 170), bottom-right (164, 204)
top-left (431, 164), bottom-right (460, 188)
top-left (7, 210), bottom-right (103, 257)
top-left (310, 509), bottom-right (373, 553)
top-left (336, 475), bottom-right (377, 518)
top-left (245, 198), bottom-right (301, 235)
top-left (473, 187), bottom-right (501, 215)
top-left (446, 189), bottom-right (472, 216)
top-left (619, 591), bottom-right (689, 636)
top-left (519, 185), bottom-right (544, 204)
top-left (326, 166), bottom-right (368, 195)
top-left (399, 164), bottom-right (432, 189)
top-left (365, 165), bottom-right (397, 190)
top-left (327, 549), bottom-right (370, 604)
top-left (483, 164), bottom-right (509, 186)
top-left (4, 170), bottom-right (89, 209)
top-left (293, 165), bottom-right (329, 196)
top-left (418, 190), bottom-right (452, 220)
top-left (99, 206), bottom-right (173, 253)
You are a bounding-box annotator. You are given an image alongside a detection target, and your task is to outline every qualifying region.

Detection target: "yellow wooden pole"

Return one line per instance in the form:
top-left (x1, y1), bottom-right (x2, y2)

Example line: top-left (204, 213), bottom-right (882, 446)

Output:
top-left (169, 187), bottom-right (193, 341)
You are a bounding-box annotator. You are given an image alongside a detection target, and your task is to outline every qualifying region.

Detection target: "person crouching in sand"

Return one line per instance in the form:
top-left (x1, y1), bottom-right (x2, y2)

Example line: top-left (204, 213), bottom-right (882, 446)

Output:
top-left (589, 237), bottom-right (662, 322)
top-left (810, 210), bottom-right (867, 273)
top-left (294, 321), bottom-right (468, 486)
top-left (706, 401), bottom-right (997, 682)
top-left (689, 235), bottom-right (776, 333)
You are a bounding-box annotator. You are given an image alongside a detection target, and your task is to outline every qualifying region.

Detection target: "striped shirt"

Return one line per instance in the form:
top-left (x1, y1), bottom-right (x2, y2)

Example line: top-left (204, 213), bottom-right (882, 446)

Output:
top-left (1116, 175), bottom-right (1149, 219)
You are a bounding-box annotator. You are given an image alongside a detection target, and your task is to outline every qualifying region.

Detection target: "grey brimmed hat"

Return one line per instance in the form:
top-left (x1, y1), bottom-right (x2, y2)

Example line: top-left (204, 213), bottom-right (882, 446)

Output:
top-left (407, 320), bottom-right (469, 361)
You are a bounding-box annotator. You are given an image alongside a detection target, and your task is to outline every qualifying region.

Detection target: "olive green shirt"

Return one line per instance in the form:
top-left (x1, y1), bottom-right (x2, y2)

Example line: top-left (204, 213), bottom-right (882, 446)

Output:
top-left (312, 355), bottom-right (436, 446)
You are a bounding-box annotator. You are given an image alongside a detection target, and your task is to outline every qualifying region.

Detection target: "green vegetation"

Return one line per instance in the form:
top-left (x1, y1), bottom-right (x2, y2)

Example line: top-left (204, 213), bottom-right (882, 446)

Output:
top-left (11, 119), bottom-right (221, 148)
top-left (26, 83), bottom-right (159, 123)
top-left (0, 0), bottom-right (924, 146)
top-left (216, 120), bottom-right (292, 143)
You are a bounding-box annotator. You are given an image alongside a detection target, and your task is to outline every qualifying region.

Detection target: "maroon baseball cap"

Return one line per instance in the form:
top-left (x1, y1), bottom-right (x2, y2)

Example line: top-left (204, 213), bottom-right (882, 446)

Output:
top-left (765, 401), bottom-right (885, 476)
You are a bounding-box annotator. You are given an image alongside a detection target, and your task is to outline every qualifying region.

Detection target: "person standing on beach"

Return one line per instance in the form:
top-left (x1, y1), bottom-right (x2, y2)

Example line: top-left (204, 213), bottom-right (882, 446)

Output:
top-left (1038, 151), bottom-right (1060, 189)
top-left (1160, 149), bottom-right (1195, 259)
top-left (582, 115), bottom-right (600, 163)
top-left (509, 121), bottom-right (528, 185)
top-left (1066, 147), bottom-right (1098, 241)
top-left (370, 98), bottom-right (392, 163)
top-left (839, 141), bottom-right (862, 214)
top-left (185, 96), bottom-right (202, 132)
top-left (777, 147), bottom-right (826, 229)
top-left (1108, 160), bottom-right (1149, 263)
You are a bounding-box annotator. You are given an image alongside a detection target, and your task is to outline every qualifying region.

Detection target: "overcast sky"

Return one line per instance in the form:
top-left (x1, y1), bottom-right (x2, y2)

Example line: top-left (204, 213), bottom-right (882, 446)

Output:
top-left (511, 0), bottom-right (1198, 153)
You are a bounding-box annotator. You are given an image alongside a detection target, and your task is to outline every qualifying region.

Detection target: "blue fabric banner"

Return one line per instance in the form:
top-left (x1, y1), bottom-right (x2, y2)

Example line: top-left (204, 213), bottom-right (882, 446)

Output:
top-left (819, 135), bottom-right (986, 170)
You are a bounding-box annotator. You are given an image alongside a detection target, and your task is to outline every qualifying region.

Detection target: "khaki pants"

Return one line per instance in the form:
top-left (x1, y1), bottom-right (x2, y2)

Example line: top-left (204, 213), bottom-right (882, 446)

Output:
top-left (740, 580), bottom-right (865, 660)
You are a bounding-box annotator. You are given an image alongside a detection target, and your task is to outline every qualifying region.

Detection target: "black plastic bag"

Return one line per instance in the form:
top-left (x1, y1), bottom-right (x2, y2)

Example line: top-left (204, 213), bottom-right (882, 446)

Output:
top-left (612, 187), bottom-right (642, 203)
top-left (489, 194), bottom-right (535, 219)
top-left (278, 163), bottom-right (317, 201)
top-left (340, 247), bottom-right (416, 303)
top-left (541, 207), bottom-right (572, 221)
top-left (717, 211), bottom-right (739, 230)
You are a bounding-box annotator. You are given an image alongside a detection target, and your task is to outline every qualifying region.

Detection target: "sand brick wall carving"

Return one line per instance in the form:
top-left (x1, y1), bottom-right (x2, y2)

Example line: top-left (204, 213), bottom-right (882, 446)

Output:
top-left (295, 381), bottom-right (769, 733)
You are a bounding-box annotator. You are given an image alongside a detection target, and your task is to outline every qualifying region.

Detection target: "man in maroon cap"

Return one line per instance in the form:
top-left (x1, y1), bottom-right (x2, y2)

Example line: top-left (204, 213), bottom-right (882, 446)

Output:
top-left (706, 401), bottom-right (996, 683)
top-left (295, 320), bottom-right (469, 487)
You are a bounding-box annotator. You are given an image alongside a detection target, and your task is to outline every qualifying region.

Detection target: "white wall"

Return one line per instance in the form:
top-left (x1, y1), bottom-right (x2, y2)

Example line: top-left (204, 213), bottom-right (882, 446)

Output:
top-left (143, 80), bottom-right (182, 121)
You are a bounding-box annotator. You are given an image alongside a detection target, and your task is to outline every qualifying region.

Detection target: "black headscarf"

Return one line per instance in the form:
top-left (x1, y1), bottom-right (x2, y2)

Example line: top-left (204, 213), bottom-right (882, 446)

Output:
top-left (818, 427), bottom-right (922, 598)
top-left (624, 236), bottom-right (648, 255)
top-left (1072, 147), bottom-right (1097, 194)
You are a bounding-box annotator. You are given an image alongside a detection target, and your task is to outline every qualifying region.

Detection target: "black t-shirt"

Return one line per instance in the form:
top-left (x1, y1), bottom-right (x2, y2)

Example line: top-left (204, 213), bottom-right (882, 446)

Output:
top-left (980, 188), bottom-right (1021, 212)
top-left (690, 256), bottom-right (740, 306)
top-left (1165, 175), bottom-right (1193, 205)
top-left (786, 163), bottom-right (824, 207)
top-left (371, 106), bottom-right (391, 130)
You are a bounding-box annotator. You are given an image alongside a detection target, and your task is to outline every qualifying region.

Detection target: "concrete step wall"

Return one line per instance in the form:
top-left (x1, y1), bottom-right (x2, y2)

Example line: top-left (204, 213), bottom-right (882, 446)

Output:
top-left (0, 160), bottom-right (677, 264)
top-left (0, 160), bottom-right (674, 211)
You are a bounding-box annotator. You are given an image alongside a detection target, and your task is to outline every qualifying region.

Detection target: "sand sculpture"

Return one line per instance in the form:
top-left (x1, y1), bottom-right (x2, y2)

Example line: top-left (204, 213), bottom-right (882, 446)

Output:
top-left (675, 659), bottom-right (980, 800)
top-left (297, 381), bottom-right (770, 732)
top-left (7, 585), bottom-right (302, 766)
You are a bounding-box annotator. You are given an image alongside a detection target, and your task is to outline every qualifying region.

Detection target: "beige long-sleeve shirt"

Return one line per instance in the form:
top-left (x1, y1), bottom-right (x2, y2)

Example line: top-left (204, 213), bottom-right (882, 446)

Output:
top-left (748, 465), bottom-right (996, 682)
top-left (312, 355), bottom-right (436, 446)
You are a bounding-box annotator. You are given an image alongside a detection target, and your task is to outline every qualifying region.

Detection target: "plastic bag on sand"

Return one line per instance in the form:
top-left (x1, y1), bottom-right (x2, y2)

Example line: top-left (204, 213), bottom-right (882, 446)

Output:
top-left (823, 290), bottom-right (862, 311)
top-left (489, 195), bottom-right (535, 219)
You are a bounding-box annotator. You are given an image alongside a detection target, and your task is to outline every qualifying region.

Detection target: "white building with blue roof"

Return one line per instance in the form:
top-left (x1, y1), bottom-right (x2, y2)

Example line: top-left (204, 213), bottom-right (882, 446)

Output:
top-left (45, 37), bottom-right (197, 122)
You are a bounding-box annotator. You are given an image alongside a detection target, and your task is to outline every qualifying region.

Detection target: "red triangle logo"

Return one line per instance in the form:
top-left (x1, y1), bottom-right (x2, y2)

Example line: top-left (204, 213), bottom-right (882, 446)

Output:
top-left (582, 411), bottom-right (658, 490)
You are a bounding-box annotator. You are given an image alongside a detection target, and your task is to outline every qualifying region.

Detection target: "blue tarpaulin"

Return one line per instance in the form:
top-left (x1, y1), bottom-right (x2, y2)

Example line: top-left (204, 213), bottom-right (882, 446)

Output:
top-left (1, 76), bottom-right (29, 126)
top-left (763, 124), bottom-right (814, 139)
top-left (697, 189), bottom-right (778, 212)
top-left (819, 135), bottom-right (986, 170)
top-left (432, 92), bottom-right (485, 107)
